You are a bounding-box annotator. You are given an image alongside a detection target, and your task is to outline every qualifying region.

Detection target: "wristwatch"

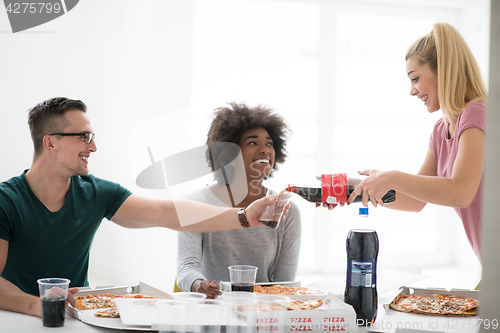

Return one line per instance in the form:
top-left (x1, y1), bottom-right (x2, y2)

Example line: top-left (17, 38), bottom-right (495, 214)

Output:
top-left (237, 207), bottom-right (250, 228)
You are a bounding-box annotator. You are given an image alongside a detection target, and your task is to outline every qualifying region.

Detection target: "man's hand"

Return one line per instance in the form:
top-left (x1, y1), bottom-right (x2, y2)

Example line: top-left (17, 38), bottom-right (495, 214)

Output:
top-left (193, 280), bottom-right (221, 299)
top-left (245, 196), bottom-right (289, 227)
top-left (66, 287), bottom-right (79, 308)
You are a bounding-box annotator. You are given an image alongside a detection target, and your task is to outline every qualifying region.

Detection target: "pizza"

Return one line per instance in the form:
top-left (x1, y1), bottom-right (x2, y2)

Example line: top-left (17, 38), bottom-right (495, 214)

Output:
top-left (74, 293), bottom-right (155, 318)
top-left (95, 307), bottom-right (120, 318)
top-left (389, 293), bottom-right (478, 317)
top-left (288, 299), bottom-right (324, 311)
top-left (234, 298), bottom-right (324, 318)
top-left (254, 285), bottom-right (323, 296)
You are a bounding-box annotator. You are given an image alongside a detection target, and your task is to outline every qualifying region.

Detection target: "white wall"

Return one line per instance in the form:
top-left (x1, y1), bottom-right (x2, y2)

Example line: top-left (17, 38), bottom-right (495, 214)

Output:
top-left (0, 0), bottom-right (196, 291)
top-left (480, 0), bottom-right (500, 328)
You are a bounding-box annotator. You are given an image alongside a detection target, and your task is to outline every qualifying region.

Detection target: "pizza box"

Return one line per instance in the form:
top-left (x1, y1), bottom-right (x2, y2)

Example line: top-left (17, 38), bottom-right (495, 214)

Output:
top-left (368, 286), bottom-right (480, 333)
top-left (110, 291), bottom-right (357, 333)
top-left (282, 293), bottom-right (357, 332)
top-left (66, 281), bottom-right (172, 331)
top-left (227, 292), bottom-right (357, 333)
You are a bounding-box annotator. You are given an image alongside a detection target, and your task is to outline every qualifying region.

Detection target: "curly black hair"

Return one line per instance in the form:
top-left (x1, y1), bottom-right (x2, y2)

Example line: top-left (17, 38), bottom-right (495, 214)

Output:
top-left (206, 102), bottom-right (289, 184)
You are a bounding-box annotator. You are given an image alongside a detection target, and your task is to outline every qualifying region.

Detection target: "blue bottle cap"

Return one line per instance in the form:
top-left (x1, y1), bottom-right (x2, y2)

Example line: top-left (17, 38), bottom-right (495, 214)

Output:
top-left (359, 207), bottom-right (368, 215)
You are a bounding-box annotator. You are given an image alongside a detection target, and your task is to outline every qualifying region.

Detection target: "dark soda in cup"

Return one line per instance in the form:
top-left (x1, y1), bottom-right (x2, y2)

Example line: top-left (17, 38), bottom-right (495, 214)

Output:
top-left (231, 283), bottom-right (255, 292)
top-left (41, 298), bottom-right (66, 327)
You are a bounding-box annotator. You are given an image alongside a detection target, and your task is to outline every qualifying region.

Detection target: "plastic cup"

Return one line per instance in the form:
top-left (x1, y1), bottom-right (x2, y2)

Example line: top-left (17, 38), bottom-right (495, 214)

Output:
top-left (222, 291), bottom-right (255, 299)
top-left (193, 300), bottom-right (223, 333)
top-left (172, 292), bottom-right (207, 302)
top-left (259, 188), bottom-right (292, 229)
top-left (156, 299), bottom-right (190, 333)
top-left (223, 296), bottom-right (256, 333)
top-left (37, 278), bottom-right (71, 327)
top-left (172, 292), bottom-right (207, 331)
top-left (254, 295), bottom-right (290, 333)
top-left (228, 265), bottom-right (258, 292)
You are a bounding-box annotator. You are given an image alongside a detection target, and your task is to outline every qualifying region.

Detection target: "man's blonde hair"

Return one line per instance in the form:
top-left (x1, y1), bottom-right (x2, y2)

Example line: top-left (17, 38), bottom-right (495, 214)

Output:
top-left (406, 22), bottom-right (487, 122)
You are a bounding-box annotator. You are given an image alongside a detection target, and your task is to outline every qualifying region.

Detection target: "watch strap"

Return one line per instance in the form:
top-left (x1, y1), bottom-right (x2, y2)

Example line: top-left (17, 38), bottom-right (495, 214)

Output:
top-left (237, 207), bottom-right (250, 228)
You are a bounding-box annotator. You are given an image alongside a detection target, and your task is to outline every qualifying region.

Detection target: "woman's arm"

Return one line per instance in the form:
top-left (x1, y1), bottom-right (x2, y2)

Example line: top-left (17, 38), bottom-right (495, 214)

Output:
top-left (351, 127), bottom-right (484, 209)
top-left (176, 231), bottom-right (205, 292)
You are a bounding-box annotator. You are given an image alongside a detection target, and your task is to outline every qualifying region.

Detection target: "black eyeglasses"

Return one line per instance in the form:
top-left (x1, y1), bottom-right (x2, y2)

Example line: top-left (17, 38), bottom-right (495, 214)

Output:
top-left (49, 132), bottom-right (95, 144)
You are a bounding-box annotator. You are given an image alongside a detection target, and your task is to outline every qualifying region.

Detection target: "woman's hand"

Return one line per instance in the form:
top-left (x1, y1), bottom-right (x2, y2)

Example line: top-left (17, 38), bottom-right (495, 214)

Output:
top-left (193, 280), bottom-right (221, 299)
top-left (348, 170), bottom-right (393, 207)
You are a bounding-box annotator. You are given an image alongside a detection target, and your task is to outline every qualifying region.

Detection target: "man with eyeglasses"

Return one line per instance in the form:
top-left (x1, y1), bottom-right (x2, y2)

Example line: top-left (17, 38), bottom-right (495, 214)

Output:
top-left (0, 97), bottom-right (285, 317)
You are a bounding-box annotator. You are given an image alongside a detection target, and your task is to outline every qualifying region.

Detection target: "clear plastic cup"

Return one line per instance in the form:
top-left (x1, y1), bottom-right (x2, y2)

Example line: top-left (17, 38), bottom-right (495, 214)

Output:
top-left (171, 292), bottom-right (207, 331)
top-left (259, 188), bottom-right (292, 229)
top-left (172, 292), bottom-right (207, 302)
top-left (193, 300), bottom-right (223, 333)
top-left (37, 278), bottom-right (71, 327)
top-left (156, 299), bottom-right (190, 333)
top-left (222, 291), bottom-right (256, 299)
top-left (223, 296), bottom-right (256, 333)
top-left (228, 265), bottom-right (258, 292)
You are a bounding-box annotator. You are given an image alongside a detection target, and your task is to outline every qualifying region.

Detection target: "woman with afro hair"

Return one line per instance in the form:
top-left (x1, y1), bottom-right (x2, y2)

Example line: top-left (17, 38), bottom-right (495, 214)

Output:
top-left (176, 102), bottom-right (301, 298)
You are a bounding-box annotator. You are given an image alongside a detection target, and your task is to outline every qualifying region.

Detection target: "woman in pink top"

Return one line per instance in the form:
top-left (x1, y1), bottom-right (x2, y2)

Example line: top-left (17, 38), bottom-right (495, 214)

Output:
top-left (347, 22), bottom-right (487, 261)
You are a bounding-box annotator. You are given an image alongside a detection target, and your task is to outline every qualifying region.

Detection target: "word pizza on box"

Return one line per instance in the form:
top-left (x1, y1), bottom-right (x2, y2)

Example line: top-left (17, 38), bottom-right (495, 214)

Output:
top-left (290, 325), bottom-right (346, 332)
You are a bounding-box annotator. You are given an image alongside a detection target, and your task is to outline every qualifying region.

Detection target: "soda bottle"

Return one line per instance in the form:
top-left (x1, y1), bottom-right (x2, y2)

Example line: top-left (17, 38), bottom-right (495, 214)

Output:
top-left (286, 173), bottom-right (395, 205)
top-left (344, 207), bottom-right (378, 326)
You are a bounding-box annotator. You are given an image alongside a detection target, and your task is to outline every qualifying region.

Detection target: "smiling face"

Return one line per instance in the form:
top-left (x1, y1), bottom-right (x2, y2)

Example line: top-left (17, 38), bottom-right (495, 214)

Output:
top-left (238, 127), bottom-right (275, 182)
top-left (406, 55), bottom-right (440, 113)
top-left (51, 110), bottom-right (97, 177)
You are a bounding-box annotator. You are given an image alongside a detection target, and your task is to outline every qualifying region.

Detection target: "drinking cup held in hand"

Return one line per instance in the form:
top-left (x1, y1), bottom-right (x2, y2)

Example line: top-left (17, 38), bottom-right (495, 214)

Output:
top-left (259, 189), bottom-right (293, 229)
top-left (37, 278), bottom-right (71, 327)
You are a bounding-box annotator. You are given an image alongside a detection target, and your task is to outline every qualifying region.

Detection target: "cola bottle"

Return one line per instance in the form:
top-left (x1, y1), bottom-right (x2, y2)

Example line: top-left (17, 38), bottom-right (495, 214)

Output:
top-left (286, 173), bottom-right (395, 205)
top-left (344, 207), bottom-right (379, 326)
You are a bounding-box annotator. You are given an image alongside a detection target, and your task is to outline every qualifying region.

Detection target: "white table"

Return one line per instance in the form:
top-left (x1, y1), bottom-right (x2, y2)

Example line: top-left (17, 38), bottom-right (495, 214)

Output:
top-left (0, 294), bottom-right (396, 333)
top-left (0, 310), bottom-right (379, 333)
top-left (0, 310), bottom-right (139, 333)
top-left (0, 268), bottom-right (462, 333)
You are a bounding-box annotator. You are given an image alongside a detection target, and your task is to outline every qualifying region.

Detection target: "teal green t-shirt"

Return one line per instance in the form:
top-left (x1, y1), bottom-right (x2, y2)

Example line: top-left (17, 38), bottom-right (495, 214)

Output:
top-left (0, 170), bottom-right (132, 296)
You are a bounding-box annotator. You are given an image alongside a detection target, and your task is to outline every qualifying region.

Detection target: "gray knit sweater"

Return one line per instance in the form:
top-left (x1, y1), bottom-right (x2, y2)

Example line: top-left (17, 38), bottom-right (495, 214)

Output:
top-left (176, 186), bottom-right (301, 292)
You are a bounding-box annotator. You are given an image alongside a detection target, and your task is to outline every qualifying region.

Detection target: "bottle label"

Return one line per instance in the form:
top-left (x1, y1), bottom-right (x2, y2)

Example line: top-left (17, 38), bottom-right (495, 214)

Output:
top-left (346, 259), bottom-right (376, 288)
top-left (321, 173), bottom-right (347, 204)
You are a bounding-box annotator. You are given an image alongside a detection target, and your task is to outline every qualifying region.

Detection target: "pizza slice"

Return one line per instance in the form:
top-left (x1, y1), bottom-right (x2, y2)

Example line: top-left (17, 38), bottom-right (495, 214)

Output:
top-left (74, 293), bottom-right (155, 318)
top-left (288, 299), bottom-right (324, 311)
top-left (254, 285), bottom-right (323, 295)
top-left (94, 307), bottom-right (120, 318)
